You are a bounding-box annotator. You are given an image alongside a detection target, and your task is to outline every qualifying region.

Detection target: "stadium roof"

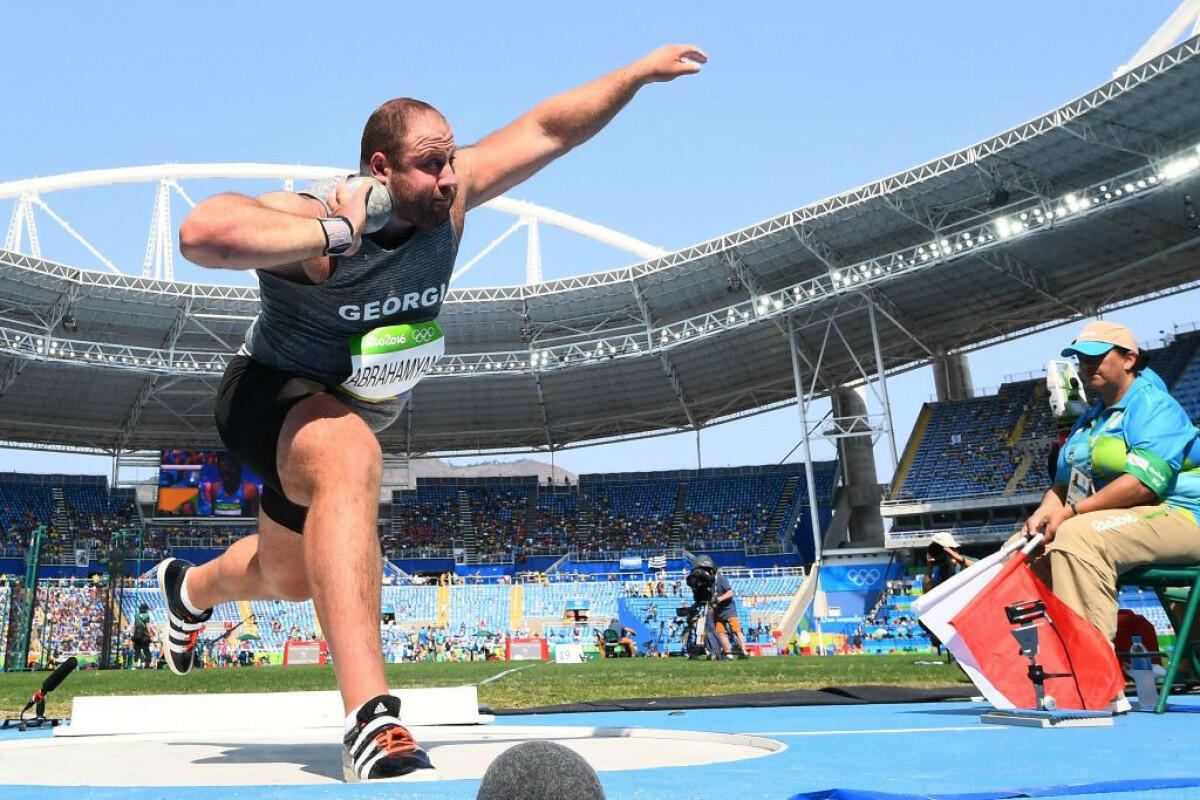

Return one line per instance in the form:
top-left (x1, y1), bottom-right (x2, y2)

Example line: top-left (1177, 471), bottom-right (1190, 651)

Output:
top-left (2, 36), bottom-right (1200, 456)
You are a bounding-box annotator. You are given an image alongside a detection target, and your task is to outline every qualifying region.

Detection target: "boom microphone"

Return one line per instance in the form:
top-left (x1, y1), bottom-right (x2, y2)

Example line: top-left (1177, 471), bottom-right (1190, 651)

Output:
top-left (476, 740), bottom-right (606, 800)
top-left (21, 656), bottom-right (77, 714)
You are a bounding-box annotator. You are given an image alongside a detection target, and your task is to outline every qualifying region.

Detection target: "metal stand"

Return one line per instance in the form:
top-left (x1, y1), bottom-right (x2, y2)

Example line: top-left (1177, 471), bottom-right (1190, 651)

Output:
top-left (679, 602), bottom-right (711, 659)
top-left (1, 696), bottom-right (64, 731)
top-left (980, 600), bottom-right (1113, 728)
top-left (200, 613), bottom-right (255, 668)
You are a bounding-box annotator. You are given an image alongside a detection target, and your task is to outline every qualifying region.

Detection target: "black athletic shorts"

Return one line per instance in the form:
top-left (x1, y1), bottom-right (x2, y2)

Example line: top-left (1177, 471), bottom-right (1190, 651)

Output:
top-left (214, 354), bottom-right (326, 534)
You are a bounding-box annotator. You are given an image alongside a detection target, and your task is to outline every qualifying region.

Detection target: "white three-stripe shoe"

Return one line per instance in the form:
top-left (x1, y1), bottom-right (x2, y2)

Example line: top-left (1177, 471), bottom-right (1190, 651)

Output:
top-left (155, 558), bottom-right (212, 675)
top-left (342, 694), bottom-right (435, 781)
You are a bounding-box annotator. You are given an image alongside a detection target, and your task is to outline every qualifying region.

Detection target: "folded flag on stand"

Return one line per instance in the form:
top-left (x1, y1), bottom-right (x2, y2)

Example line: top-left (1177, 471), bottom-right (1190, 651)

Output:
top-left (949, 536), bottom-right (1122, 710)
top-left (915, 535), bottom-right (1123, 711)
top-left (911, 539), bottom-right (1023, 709)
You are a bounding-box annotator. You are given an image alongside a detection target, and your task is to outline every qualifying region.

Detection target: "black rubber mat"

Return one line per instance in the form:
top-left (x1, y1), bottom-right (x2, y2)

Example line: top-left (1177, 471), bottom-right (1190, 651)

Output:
top-left (818, 685), bottom-right (975, 704)
top-left (492, 684), bottom-right (973, 715)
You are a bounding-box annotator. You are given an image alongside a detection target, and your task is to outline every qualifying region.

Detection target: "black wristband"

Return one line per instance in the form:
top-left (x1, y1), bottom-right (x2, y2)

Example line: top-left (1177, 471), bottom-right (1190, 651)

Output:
top-left (319, 216), bottom-right (355, 256)
top-left (1070, 502), bottom-right (1080, 517)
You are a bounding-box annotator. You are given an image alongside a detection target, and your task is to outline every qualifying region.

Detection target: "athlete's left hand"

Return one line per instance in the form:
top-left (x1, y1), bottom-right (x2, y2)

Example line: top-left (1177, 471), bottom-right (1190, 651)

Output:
top-left (636, 44), bottom-right (707, 82)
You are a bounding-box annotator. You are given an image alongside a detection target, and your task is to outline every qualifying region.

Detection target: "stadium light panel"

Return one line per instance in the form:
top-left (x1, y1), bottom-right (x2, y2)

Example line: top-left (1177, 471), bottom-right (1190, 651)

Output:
top-left (1161, 154), bottom-right (1200, 181)
top-left (7, 141), bottom-right (1199, 382)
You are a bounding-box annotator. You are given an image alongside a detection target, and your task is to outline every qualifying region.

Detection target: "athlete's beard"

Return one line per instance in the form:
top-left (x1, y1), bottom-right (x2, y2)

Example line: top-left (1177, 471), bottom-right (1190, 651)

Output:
top-left (393, 189), bottom-right (454, 230)
top-left (417, 204), bottom-right (451, 229)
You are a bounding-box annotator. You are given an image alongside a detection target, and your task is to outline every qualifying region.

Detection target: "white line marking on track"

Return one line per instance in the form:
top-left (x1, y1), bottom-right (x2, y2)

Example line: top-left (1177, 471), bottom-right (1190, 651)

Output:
top-left (751, 726), bottom-right (1001, 736)
top-left (477, 663), bottom-right (539, 685)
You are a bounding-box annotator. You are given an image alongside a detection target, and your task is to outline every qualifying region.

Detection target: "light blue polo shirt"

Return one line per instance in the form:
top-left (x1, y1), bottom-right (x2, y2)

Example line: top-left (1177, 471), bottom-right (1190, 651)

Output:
top-left (1055, 368), bottom-right (1200, 524)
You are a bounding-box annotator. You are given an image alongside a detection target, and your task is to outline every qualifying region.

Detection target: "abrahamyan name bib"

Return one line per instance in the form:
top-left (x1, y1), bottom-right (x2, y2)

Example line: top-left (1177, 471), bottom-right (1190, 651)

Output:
top-left (338, 320), bottom-right (445, 403)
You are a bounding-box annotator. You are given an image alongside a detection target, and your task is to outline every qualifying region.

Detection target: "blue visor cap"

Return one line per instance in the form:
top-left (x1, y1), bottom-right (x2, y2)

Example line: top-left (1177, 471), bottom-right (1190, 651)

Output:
top-left (1061, 340), bottom-right (1116, 358)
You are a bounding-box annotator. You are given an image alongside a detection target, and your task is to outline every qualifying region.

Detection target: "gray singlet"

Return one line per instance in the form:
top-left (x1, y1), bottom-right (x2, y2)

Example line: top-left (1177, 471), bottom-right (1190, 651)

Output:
top-left (240, 176), bottom-right (458, 431)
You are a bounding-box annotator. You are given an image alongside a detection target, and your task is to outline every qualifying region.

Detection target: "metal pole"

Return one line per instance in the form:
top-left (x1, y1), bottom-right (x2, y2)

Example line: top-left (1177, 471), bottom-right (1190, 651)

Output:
top-left (867, 301), bottom-right (899, 471)
top-left (787, 316), bottom-right (824, 565)
top-left (695, 428), bottom-right (702, 470)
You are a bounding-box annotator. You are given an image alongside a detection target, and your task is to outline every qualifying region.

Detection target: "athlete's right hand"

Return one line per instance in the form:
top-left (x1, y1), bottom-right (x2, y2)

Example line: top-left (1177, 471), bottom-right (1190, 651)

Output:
top-left (326, 179), bottom-right (373, 256)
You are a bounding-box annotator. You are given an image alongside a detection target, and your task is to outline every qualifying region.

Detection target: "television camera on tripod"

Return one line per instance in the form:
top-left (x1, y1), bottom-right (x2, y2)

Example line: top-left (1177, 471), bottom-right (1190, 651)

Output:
top-left (678, 557), bottom-right (718, 658)
top-left (679, 556), bottom-right (748, 659)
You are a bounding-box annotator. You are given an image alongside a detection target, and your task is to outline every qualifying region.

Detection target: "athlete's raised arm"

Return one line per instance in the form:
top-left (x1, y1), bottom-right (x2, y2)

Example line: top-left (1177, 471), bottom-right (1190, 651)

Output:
top-left (455, 44), bottom-right (706, 211)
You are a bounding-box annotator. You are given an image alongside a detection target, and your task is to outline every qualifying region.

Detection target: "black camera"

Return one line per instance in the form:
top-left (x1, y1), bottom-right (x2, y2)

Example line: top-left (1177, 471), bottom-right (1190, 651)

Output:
top-left (686, 560), bottom-right (717, 605)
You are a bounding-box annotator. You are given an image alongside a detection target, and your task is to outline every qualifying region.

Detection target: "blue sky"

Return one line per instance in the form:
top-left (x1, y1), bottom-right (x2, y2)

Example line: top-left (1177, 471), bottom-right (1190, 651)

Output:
top-left (2, 1), bottom-right (1196, 480)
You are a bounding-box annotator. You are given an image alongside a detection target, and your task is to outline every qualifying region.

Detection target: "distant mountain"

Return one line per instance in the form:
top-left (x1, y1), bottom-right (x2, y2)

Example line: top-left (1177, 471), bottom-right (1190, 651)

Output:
top-left (408, 457), bottom-right (576, 483)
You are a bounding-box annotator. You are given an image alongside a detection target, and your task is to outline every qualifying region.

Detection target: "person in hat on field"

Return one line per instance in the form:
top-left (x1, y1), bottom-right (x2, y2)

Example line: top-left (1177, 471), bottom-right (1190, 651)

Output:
top-left (919, 531), bottom-right (970, 659)
top-left (1022, 320), bottom-right (1200, 647)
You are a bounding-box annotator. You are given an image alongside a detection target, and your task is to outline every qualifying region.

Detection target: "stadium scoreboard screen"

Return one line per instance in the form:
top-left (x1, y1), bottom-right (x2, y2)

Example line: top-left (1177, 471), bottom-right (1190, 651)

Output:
top-left (505, 638), bottom-right (549, 661)
top-left (156, 449), bottom-right (263, 518)
top-left (283, 640), bottom-right (328, 666)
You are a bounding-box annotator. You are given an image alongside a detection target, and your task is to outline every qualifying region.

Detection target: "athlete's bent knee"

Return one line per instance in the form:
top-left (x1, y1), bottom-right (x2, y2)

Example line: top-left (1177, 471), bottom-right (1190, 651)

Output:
top-left (280, 401), bottom-right (382, 502)
top-left (261, 559), bottom-right (312, 603)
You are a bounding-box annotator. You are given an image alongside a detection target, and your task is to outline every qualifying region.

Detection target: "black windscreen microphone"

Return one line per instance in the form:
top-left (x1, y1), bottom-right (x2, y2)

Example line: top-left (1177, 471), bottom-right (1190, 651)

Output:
top-left (476, 740), bottom-right (606, 800)
top-left (21, 656), bottom-right (77, 714)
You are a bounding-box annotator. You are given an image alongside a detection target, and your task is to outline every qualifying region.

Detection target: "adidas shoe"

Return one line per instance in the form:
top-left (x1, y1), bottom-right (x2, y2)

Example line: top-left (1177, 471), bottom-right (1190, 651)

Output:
top-left (342, 694), bottom-right (435, 782)
top-left (156, 558), bottom-right (212, 675)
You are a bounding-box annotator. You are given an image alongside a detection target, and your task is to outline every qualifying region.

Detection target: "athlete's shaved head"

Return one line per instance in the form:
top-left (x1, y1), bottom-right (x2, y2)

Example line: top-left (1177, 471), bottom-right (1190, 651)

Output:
top-left (360, 98), bottom-right (445, 171)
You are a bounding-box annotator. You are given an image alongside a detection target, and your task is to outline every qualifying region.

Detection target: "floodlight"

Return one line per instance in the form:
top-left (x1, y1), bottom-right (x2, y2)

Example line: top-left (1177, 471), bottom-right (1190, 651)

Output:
top-left (1161, 154), bottom-right (1200, 181)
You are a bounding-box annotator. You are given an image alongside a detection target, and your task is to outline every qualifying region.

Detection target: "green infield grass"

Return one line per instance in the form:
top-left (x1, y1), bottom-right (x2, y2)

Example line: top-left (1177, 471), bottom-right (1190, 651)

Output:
top-left (0, 655), bottom-right (969, 720)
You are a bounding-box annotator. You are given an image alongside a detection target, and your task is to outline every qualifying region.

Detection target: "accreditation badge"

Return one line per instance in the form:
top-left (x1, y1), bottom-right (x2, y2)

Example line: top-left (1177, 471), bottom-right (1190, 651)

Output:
top-left (339, 320), bottom-right (444, 403)
top-left (1066, 466), bottom-right (1093, 504)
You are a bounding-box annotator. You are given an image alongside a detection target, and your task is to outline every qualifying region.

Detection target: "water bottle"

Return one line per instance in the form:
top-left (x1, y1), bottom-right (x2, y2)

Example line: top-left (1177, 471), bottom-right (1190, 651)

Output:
top-left (1130, 636), bottom-right (1150, 671)
top-left (1129, 635), bottom-right (1158, 709)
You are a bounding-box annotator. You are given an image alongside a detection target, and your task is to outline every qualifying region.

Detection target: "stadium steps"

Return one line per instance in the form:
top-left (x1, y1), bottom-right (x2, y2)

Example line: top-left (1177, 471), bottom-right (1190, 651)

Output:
top-left (774, 568), bottom-right (819, 643)
top-left (509, 583), bottom-right (523, 630)
top-left (1005, 384), bottom-right (1039, 445)
top-left (51, 487), bottom-right (70, 537)
top-left (437, 580), bottom-right (450, 626)
top-left (1161, 333), bottom-right (1200, 390)
top-left (238, 601), bottom-right (259, 636)
top-left (455, 489), bottom-right (474, 565)
top-left (526, 487), bottom-right (540, 537)
top-left (770, 476), bottom-right (799, 543)
top-left (889, 403), bottom-right (931, 500)
top-left (669, 482), bottom-right (688, 549)
top-left (1003, 453), bottom-right (1034, 497)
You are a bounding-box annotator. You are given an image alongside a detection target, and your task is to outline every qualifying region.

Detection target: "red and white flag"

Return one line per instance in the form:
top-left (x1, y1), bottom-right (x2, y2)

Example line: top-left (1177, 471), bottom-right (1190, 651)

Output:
top-left (914, 535), bottom-right (1123, 710)
top-left (949, 540), bottom-right (1122, 711)
top-left (911, 539), bottom-right (1023, 708)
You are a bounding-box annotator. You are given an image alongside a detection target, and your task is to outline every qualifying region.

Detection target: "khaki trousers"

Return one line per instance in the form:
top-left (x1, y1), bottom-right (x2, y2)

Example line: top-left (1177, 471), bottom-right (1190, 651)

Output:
top-left (1029, 505), bottom-right (1200, 642)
